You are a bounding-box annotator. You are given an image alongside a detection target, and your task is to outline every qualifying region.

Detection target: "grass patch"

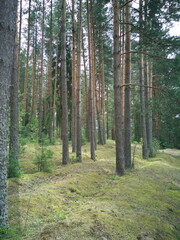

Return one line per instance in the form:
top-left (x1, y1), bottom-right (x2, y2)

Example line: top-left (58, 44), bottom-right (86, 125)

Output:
top-left (8, 140), bottom-right (180, 240)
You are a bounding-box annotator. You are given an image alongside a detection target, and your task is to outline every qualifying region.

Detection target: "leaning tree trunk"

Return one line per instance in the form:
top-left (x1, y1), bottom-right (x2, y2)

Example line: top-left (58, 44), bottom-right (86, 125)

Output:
top-left (0, 0), bottom-right (18, 227)
top-left (113, 0), bottom-right (125, 175)
top-left (61, 0), bottom-right (70, 164)
top-left (124, 0), bottom-right (132, 168)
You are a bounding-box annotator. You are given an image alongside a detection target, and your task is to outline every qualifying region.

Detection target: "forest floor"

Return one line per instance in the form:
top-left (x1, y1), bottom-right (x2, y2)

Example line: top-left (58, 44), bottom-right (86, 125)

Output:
top-left (6, 140), bottom-right (180, 240)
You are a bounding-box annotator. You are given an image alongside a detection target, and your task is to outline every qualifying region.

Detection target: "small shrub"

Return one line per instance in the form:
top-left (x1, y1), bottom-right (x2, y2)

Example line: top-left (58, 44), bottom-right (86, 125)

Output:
top-left (152, 138), bottom-right (160, 155)
top-left (82, 128), bottom-right (87, 145)
top-left (33, 148), bottom-right (53, 173)
top-left (8, 159), bottom-right (21, 178)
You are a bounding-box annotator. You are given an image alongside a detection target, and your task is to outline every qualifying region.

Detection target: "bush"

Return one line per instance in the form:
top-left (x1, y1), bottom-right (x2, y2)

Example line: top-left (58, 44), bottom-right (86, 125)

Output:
top-left (8, 160), bottom-right (21, 178)
top-left (33, 148), bottom-right (53, 173)
top-left (152, 138), bottom-right (160, 155)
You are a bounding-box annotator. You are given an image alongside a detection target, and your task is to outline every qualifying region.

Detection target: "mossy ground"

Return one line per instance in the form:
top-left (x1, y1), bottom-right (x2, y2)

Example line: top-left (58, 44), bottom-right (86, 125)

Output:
top-left (6, 140), bottom-right (180, 240)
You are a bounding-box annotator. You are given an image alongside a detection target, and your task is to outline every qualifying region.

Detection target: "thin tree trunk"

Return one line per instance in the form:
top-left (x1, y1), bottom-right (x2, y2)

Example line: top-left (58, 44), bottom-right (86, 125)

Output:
top-left (30, 24), bottom-right (37, 123)
top-left (87, 0), bottom-right (96, 160)
top-left (76, 0), bottom-right (82, 160)
top-left (0, 0), bottom-right (18, 227)
top-left (23, 0), bottom-right (31, 125)
top-left (18, 0), bottom-right (22, 90)
top-left (61, 0), bottom-right (70, 164)
top-left (71, 0), bottom-right (77, 152)
top-left (124, 0), bottom-right (131, 168)
top-left (82, 32), bottom-right (90, 141)
top-left (39, 0), bottom-right (45, 142)
top-left (47, 0), bottom-right (53, 142)
top-left (148, 61), bottom-right (153, 156)
top-left (139, 0), bottom-right (149, 159)
top-left (113, 0), bottom-right (125, 175)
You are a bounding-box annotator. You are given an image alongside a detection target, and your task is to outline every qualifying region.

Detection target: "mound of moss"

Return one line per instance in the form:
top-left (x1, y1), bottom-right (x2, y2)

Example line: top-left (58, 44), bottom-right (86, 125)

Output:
top-left (7, 141), bottom-right (180, 240)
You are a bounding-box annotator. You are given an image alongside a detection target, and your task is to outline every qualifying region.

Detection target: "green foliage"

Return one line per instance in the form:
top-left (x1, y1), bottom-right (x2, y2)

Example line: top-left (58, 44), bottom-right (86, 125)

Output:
top-left (152, 138), bottom-right (160, 155)
top-left (33, 147), bottom-right (53, 173)
top-left (8, 159), bottom-right (21, 178)
top-left (81, 128), bottom-right (87, 145)
top-left (0, 225), bottom-right (24, 240)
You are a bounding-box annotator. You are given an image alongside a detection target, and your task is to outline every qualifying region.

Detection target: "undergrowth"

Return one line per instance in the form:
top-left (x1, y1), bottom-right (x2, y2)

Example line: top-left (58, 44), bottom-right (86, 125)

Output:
top-left (7, 140), bottom-right (180, 240)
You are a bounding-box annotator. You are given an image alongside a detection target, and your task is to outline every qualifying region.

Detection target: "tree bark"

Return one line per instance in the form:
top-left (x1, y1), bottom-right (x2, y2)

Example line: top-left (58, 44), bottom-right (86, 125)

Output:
top-left (39, 0), bottom-right (45, 142)
top-left (113, 0), bottom-right (125, 175)
top-left (61, 0), bottom-right (70, 164)
top-left (71, 0), bottom-right (77, 152)
top-left (23, 0), bottom-right (31, 125)
top-left (18, 0), bottom-right (22, 90)
top-left (76, 0), bottom-right (82, 160)
top-left (0, 0), bottom-right (18, 227)
top-left (47, 0), bottom-right (53, 142)
top-left (124, 0), bottom-right (132, 168)
top-left (9, 34), bottom-right (19, 178)
top-left (139, 0), bottom-right (149, 159)
top-left (87, 0), bottom-right (96, 160)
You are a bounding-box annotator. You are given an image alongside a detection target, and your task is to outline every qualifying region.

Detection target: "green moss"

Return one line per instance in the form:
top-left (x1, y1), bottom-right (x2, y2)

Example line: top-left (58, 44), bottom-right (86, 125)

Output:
top-left (8, 140), bottom-right (180, 240)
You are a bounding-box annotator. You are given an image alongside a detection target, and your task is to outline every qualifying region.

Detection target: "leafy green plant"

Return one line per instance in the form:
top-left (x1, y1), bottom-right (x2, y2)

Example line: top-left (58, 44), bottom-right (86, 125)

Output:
top-left (33, 148), bottom-right (53, 173)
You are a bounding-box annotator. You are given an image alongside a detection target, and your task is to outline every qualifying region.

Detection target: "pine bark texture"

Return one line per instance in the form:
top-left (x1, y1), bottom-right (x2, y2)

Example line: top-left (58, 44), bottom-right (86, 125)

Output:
top-left (61, 0), bottom-right (70, 164)
top-left (124, 1), bottom-right (131, 168)
top-left (113, 0), bottom-right (125, 175)
top-left (71, 0), bottom-right (77, 152)
top-left (0, 0), bottom-right (18, 227)
top-left (87, 0), bottom-right (96, 160)
top-left (139, 0), bottom-right (149, 159)
top-left (9, 36), bottom-right (19, 177)
top-left (38, 0), bottom-right (45, 141)
top-left (23, 0), bottom-right (31, 125)
top-left (76, 0), bottom-right (82, 160)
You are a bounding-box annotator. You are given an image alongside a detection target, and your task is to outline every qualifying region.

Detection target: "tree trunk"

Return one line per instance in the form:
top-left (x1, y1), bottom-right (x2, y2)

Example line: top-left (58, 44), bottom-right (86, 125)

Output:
top-left (0, 0), bottom-right (18, 227)
top-left (23, 0), bottom-right (31, 125)
top-left (71, 0), bottom-right (77, 152)
top-left (9, 35), bottom-right (19, 178)
top-left (87, 0), bottom-right (96, 160)
top-left (139, 0), bottom-right (149, 159)
top-left (39, 0), bottom-right (45, 142)
top-left (47, 0), bottom-right (53, 142)
top-left (124, 0), bottom-right (132, 168)
top-left (113, 0), bottom-right (125, 175)
top-left (76, 0), bottom-right (82, 160)
top-left (18, 0), bottom-right (22, 90)
top-left (30, 24), bottom-right (37, 123)
top-left (61, 0), bottom-right (70, 164)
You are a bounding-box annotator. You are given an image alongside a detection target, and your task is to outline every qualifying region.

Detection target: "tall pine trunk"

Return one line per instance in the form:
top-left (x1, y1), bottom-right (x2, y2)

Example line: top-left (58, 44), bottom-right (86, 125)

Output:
top-left (124, 1), bottom-right (132, 168)
top-left (139, 0), bottom-right (149, 159)
top-left (9, 34), bottom-right (19, 178)
top-left (61, 0), bottom-right (70, 164)
top-left (47, 0), bottom-right (53, 142)
top-left (23, 0), bottom-right (31, 125)
top-left (71, 0), bottom-right (77, 152)
top-left (113, 0), bottom-right (125, 175)
top-left (87, 0), bottom-right (96, 160)
top-left (0, 0), bottom-right (18, 227)
top-left (39, 0), bottom-right (45, 142)
top-left (76, 0), bottom-right (82, 160)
